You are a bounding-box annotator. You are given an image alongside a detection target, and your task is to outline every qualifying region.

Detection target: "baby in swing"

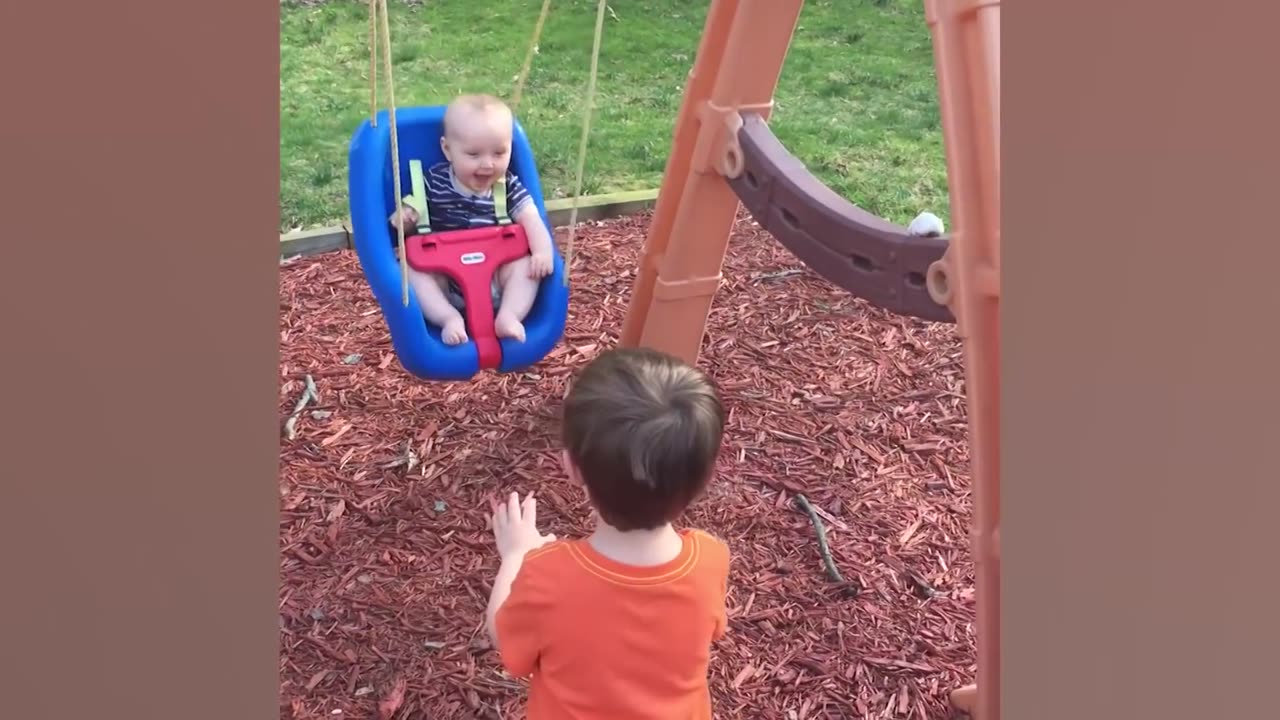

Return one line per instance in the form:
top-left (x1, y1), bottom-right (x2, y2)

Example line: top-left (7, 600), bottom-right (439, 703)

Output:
top-left (389, 93), bottom-right (555, 346)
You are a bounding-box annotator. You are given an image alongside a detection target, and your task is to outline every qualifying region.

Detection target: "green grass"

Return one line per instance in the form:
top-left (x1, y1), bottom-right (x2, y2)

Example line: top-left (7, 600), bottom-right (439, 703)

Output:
top-left (280, 0), bottom-right (949, 232)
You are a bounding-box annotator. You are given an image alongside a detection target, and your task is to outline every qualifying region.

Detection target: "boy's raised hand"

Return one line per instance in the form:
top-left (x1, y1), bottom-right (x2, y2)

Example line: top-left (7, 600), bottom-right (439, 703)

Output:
top-left (490, 492), bottom-right (556, 561)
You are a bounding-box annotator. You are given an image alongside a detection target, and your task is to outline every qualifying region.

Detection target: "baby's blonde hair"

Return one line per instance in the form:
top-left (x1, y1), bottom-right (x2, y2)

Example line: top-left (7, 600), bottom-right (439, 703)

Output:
top-left (442, 93), bottom-right (512, 138)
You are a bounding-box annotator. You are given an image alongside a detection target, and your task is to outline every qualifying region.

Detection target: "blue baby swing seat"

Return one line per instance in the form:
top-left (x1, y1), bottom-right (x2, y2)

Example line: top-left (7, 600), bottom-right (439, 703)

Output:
top-left (347, 106), bottom-right (570, 381)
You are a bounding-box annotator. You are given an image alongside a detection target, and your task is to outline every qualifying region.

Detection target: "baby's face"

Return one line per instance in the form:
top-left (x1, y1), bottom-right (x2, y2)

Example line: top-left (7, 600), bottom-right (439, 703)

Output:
top-left (441, 107), bottom-right (514, 194)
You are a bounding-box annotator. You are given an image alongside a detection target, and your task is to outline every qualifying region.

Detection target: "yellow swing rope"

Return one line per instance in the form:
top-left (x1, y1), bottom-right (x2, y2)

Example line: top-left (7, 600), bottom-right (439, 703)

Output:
top-left (368, 0), bottom-right (378, 125)
top-left (510, 0), bottom-right (553, 116)
top-left (373, 0), bottom-right (410, 306)
top-left (563, 0), bottom-right (608, 287)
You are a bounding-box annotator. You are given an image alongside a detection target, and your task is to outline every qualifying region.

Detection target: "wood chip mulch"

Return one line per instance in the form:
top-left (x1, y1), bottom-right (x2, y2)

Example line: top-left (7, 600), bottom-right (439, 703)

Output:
top-left (279, 210), bottom-right (975, 720)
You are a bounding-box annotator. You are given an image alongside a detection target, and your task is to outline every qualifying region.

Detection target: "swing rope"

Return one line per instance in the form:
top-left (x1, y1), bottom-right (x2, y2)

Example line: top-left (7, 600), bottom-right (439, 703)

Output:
top-left (510, 0), bottom-right (553, 116)
top-left (368, 0), bottom-right (378, 125)
top-left (563, 0), bottom-right (608, 287)
top-left (373, 0), bottom-right (411, 306)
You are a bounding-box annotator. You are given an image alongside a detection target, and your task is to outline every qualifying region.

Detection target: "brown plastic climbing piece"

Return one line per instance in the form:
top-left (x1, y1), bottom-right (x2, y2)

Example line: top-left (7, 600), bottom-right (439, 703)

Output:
top-left (725, 113), bottom-right (954, 324)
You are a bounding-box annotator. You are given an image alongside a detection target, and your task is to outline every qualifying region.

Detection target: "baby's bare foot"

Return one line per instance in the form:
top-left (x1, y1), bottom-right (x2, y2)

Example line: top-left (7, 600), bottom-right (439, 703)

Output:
top-left (441, 316), bottom-right (469, 345)
top-left (494, 312), bottom-right (527, 343)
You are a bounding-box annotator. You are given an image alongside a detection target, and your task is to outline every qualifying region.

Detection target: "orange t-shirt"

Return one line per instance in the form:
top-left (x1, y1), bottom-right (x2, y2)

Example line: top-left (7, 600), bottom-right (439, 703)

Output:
top-left (494, 528), bottom-right (731, 720)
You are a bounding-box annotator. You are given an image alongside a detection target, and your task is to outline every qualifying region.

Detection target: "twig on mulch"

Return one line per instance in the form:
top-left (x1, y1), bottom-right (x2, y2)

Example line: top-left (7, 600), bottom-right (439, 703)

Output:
top-left (382, 438), bottom-right (420, 474)
top-left (283, 374), bottom-right (319, 440)
top-left (794, 493), bottom-right (858, 596)
top-left (752, 268), bottom-right (806, 283)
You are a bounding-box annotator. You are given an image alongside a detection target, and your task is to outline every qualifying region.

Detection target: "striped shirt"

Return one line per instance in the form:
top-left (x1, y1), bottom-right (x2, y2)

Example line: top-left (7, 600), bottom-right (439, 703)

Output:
top-left (405, 162), bottom-right (534, 241)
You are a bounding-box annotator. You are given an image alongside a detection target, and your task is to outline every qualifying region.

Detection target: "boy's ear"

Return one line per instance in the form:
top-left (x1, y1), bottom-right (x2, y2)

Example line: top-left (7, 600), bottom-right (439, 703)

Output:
top-left (439, 135), bottom-right (451, 160)
top-left (560, 450), bottom-right (583, 487)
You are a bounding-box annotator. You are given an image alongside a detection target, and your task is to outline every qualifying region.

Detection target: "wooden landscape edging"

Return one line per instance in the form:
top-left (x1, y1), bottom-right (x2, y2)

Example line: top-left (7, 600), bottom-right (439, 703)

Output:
top-left (279, 188), bottom-right (660, 260)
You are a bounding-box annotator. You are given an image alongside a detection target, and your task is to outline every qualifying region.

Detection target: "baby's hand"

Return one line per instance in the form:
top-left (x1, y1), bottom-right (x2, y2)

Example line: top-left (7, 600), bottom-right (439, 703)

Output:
top-left (490, 492), bottom-right (556, 561)
top-left (389, 205), bottom-right (419, 231)
top-left (529, 251), bottom-right (553, 279)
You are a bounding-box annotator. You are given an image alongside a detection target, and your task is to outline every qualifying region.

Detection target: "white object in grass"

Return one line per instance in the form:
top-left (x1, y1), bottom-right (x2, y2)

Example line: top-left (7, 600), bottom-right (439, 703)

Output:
top-left (907, 211), bottom-right (945, 237)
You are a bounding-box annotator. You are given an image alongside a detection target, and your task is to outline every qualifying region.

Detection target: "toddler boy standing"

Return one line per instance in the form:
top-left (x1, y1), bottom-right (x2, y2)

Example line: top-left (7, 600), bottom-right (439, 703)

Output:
top-left (485, 347), bottom-right (731, 719)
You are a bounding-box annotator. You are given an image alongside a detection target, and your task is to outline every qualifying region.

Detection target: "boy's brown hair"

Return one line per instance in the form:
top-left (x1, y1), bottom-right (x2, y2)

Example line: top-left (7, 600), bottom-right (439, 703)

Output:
top-left (562, 347), bottom-right (726, 531)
